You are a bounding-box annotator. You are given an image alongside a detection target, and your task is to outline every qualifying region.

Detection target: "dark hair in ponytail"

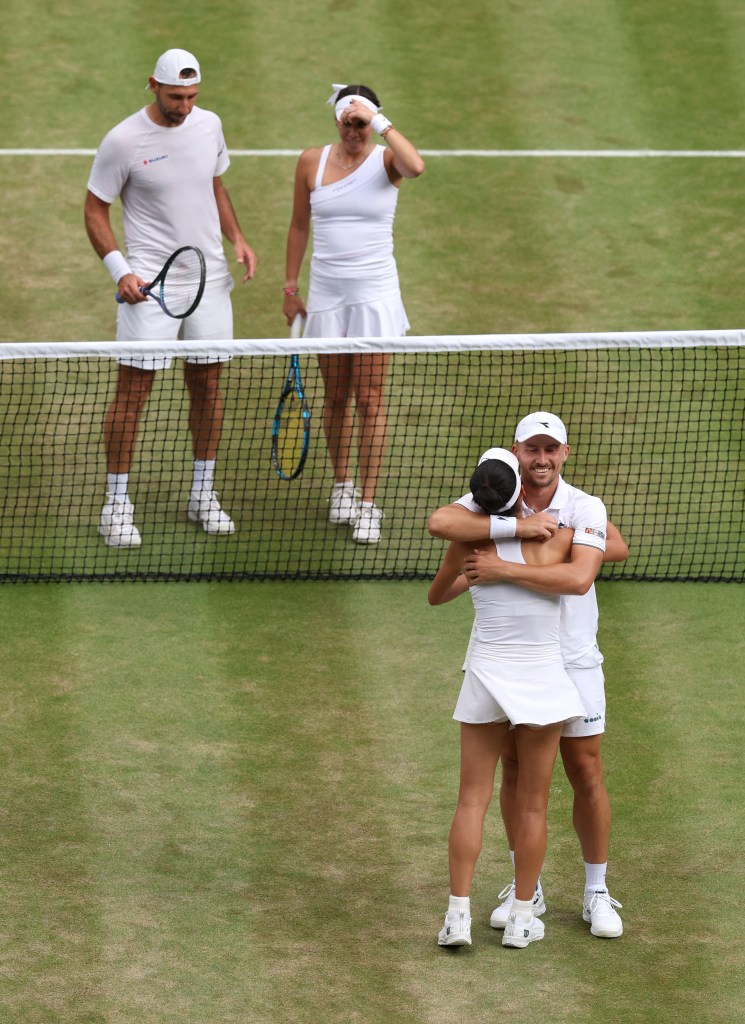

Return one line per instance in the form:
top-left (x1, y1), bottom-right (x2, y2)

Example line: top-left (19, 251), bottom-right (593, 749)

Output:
top-left (469, 460), bottom-right (520, 516)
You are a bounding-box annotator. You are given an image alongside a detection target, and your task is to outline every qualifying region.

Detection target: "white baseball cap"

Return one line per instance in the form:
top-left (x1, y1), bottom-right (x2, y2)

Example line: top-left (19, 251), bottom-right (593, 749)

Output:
top-left (477, 447), bottom-right (520, 475)
top-left (150, 49), bottom-right (201, 86)
top-left (514, 411), bottom-right (568, 444)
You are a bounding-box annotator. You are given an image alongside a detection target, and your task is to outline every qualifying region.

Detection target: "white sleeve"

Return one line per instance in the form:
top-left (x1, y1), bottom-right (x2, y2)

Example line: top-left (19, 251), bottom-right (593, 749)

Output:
top-left (567, 494), bottom-right (607, 553)
top-left (87, 129), bottom-right (130, 204)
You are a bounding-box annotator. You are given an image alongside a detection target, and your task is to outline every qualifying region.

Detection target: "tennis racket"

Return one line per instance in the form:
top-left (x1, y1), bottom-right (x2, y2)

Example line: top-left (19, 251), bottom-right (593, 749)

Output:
top-left (115, 245), bottom-right (206, 319)
top-left (271, 315), bottom-right (311, 481)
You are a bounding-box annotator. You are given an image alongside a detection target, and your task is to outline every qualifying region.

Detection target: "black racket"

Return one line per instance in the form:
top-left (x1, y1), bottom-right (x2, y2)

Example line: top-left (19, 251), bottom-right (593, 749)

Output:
top-left (115, 245), bottom-right (206, 319)
top-left (271, 315), bottom-right (311, 481)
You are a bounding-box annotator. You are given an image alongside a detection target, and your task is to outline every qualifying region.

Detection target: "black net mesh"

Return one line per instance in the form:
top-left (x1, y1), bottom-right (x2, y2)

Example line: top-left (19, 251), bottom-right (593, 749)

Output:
top-left (0, 335), bottom-right (742, 582)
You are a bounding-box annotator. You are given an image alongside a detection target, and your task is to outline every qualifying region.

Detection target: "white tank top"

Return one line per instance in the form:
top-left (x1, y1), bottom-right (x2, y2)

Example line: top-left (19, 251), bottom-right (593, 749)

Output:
top-left (310, 145), bottom-right (399, 280)
top-left (469, 540), bottom-right (562, 655)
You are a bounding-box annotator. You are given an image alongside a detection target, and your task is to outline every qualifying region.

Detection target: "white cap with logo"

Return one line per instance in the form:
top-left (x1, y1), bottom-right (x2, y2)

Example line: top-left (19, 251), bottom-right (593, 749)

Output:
top-left (150, 49), bottom-right (201, 86)
top-left (514, 411), bottom-right (568, 444)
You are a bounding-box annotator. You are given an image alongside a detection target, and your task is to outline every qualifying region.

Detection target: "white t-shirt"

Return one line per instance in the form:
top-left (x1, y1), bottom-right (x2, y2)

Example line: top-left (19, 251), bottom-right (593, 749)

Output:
top-left (87, 106), bottom-right (232, 286)
top-left (456, 477), bottom-right (607, 668)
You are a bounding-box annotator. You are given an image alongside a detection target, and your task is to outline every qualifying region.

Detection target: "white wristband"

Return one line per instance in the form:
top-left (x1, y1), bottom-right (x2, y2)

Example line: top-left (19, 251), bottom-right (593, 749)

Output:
top-left (489, 515), bottom-right (517, 540)
top-left (103, 250), bottom-right (132, 285)
top-left (370, 113), bottom-right (393, 136)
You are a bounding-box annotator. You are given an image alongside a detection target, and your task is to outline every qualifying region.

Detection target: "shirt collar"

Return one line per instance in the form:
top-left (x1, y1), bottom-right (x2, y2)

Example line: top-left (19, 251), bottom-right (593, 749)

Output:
top-left (522, 475), bottom-right (569, 517)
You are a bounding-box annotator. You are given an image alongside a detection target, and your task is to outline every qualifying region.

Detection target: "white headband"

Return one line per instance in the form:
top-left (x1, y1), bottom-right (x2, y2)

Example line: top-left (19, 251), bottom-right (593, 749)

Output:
top-left (477, 447), bottom-right (522, 513)
top-left (326, 84), bottom-right (380, 120)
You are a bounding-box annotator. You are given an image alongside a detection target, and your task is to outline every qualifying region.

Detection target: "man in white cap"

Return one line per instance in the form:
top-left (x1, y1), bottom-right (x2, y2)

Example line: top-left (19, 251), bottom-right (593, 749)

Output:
top-left (85, 49), bottom-right (257, 546)
top-left (428, 411), bottom-right (628, 939)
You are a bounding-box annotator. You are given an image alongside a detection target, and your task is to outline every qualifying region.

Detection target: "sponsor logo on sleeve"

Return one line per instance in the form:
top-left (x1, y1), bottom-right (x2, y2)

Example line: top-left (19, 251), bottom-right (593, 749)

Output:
top-left (584, 528), bottom-right (606, 539)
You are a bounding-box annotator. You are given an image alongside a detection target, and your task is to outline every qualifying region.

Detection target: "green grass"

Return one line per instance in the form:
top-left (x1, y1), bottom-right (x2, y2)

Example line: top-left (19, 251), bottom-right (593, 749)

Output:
top-left (1, 580), bottom-right (743, 1023)
top-left (1, 1), bottom-right (745, 1020)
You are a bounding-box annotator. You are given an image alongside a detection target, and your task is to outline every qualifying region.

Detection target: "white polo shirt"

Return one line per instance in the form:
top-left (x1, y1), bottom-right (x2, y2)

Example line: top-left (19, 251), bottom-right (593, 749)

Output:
top-left (455, 477), bottom-right (607, 668)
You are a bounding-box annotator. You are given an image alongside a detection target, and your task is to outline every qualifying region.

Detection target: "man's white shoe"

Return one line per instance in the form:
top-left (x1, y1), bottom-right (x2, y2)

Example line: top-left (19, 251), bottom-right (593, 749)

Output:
top-left (490, 882), bottom-right (546, 929)
top-left (99, 496), bottom-right (142, 548)
top-left (583, 889), bottom-right (623, 938)
top-left (352, 504), bottom-right (383, 544)
top-left (187, 490), bottom-right (236, 535)
top-left (328, 483), bottom-right (360, 525)
top-left (437, 911), bottom-right (472, 947)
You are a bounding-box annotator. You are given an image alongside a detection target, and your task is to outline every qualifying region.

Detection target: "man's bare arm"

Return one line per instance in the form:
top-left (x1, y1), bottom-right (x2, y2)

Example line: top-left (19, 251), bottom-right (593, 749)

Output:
top-left (427, 503), bottom-right (558, 542)
top-left (463, 544), bottom-right (603, 596)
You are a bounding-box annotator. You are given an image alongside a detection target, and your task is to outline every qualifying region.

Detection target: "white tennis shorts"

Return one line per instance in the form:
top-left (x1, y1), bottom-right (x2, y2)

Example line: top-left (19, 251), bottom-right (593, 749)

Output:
top-left (115, 279), bottom-right (234, 369)
top-left (561, 665), bottom-right (606, 737)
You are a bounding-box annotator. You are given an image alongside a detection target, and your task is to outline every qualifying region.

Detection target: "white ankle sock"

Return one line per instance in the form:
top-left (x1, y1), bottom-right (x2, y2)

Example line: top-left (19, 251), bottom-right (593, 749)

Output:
top-left (584, 861), bottom-right (608, 891)
top-left (192, 459), bottom-right (215, 494)
top-left (106, 473), bottom-right (129, 502)
top-left (448, 895), bottom-right (470, 915)
top-left (511, 897), bottom-right (533, 920)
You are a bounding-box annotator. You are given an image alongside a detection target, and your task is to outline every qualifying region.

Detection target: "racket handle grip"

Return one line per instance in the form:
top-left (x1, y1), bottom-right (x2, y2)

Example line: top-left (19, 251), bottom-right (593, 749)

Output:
top-left (114, 285), bottom-right (149, 304)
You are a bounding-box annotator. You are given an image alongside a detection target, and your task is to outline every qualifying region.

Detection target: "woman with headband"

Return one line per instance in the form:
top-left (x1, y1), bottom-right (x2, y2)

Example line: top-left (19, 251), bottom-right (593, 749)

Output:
top-left (283, 84), bottom-right (425, 544)
top-left (428, 449), bottom-right (587, 950)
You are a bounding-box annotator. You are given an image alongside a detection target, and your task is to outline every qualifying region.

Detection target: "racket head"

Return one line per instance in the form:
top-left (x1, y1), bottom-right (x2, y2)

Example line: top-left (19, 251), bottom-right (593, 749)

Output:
top-left (271, 316), bottom-right (310, 480)
top-left (148, 246), bottom-right (206, 318)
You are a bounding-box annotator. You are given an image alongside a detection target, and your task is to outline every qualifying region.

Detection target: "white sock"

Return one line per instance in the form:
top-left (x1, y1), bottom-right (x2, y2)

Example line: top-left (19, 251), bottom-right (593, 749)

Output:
top-left (192, 459), bottom-right (215, 494)
top-left (584, 861), bottom-right (608, 891)
top-left (106, 473), bottom-right (129, 502)
top-left (511, 897), bottom-right (533, 921)
top-left (448, 894), bottom-right (470, 916)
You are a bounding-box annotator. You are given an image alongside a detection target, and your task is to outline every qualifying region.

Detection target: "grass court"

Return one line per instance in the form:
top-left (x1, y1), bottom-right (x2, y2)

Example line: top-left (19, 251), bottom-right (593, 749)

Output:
top-left (1, 1), bottom-right (744, 1021)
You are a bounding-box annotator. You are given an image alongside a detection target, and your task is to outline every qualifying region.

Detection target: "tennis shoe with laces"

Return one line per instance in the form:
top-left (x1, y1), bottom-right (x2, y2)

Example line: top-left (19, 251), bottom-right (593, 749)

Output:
top-left (99, 496), bottom-right (142, 548)
top-left (352, 504), bottom-right (383, 544)
top-left (583, 888), bottom-right (623, 938)
top-left (502, 911), bottom-right (545, 949)
top-left (490, 882), bottom-right (546, 929)
top-left (187, 490), bottom-right (236, 535)
top-left (328, 483), bottom-right (360, 525)
top-left (437, 910), bottom-right (472, 947)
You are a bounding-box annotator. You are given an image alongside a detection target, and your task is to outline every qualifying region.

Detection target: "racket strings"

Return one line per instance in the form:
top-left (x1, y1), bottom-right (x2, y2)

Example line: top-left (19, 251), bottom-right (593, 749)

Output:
top-left (160, 249), bottom-right (205, 317)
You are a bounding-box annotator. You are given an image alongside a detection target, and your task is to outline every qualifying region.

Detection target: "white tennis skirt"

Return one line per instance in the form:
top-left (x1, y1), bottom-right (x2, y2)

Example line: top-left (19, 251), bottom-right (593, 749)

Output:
top-left (454, 645), bottom-right (588, 727)
top-left (304, 270), bottom-right (410, 339)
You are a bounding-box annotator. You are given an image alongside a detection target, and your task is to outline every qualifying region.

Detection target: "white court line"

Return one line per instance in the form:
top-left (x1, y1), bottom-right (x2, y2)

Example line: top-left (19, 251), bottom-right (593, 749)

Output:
top-left (2, 148), bottom-right (745, 158)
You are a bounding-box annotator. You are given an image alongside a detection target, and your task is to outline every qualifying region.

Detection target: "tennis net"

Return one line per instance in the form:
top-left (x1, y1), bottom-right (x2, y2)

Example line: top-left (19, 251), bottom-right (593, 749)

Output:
top-left (0, 332), bottom-right (743, 583)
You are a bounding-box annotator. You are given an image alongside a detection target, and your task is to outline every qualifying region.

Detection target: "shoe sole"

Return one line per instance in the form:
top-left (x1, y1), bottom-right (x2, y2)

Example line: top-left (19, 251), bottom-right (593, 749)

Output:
top-left (187, 511), bottom-right (236, 534)
top-left (98, 527), bottom-right (141, 548)
top-left (438, 934), bottom-right (472, 947)
top-left (502, 932), bottom-right (544, 949)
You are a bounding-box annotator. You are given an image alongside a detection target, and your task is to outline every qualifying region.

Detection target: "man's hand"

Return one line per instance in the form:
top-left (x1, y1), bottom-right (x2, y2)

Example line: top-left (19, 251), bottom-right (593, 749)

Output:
top-left (463, 546), bottom-right (504, 585)
top-left (515, 512), bottom-right (558, 541)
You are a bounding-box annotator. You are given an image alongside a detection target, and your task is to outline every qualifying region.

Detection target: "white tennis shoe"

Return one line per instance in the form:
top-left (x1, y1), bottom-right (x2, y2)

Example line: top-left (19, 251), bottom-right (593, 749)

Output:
top-left (187, 490), bottom-right (236, 535)
top-left (502, 911), bottom-right (545, 949)
top-left (352, 504), bottom-right (383, 544)
top-left (583, 889), bottom-right (623, 938)
top-left (99, 496), bottom-right (142, 548)
top-left (490, 882), bottom-right (546, 929)
top-left (328, 482), bottom-right (360, 525)
top-left (437, 910), bottom-right (472, 947)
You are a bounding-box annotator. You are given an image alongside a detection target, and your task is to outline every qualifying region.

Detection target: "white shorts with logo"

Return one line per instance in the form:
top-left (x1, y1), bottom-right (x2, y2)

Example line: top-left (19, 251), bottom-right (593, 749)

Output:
top-left (115, 279), bottom-right (234, 370)
top-left (561, 665), bottom-right (606, 737)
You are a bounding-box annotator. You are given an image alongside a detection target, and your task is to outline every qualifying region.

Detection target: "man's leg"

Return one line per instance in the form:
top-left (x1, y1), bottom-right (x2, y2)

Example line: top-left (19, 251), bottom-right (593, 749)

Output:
top-left (183, 361), bottom-right (234, 534)
top-left (560, 732), bottom-right (622, 938)
top-left (99, 365), bottom-right (155, 547)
